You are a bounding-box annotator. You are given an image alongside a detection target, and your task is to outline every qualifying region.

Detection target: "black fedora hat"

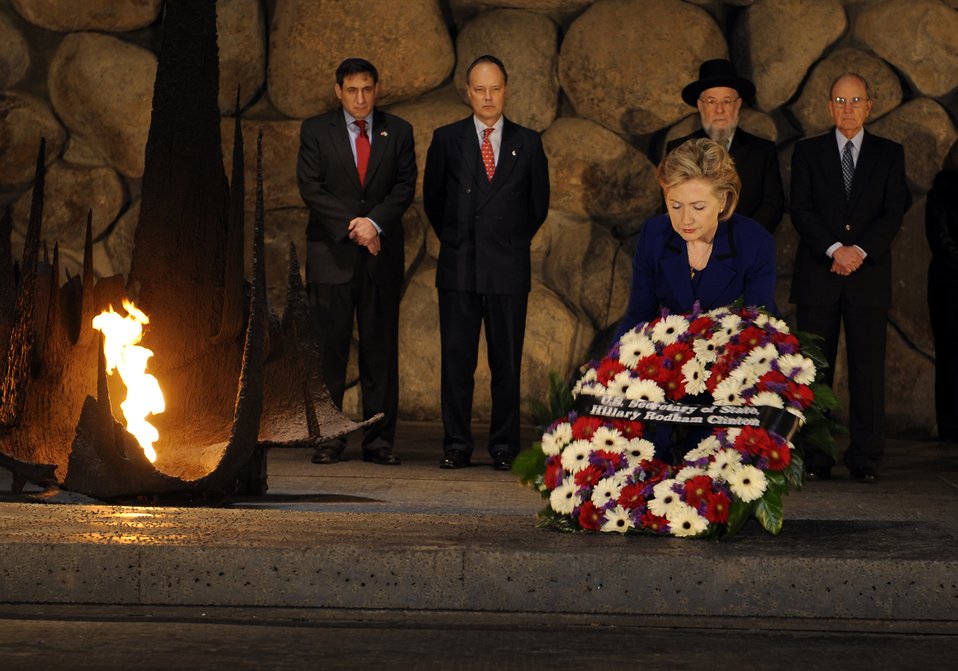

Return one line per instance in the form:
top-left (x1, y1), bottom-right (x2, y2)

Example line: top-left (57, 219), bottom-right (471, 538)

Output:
top-left (681, 59), bottom-right (756, 107)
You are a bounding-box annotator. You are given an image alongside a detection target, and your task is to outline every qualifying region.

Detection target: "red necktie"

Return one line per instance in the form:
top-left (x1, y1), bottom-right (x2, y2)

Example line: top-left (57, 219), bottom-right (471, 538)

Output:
top-left (355, 119), bottom-right (370, 185)
top-left (481, 127), bottom-right (495, 181)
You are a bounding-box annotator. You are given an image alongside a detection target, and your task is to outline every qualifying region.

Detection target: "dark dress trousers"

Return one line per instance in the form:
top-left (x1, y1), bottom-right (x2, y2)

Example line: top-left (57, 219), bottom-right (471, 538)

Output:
top-left (925, 168), bottom-right (958, 442)
top-left (667, 128), bottom-right (784, 233)
top-left (790, 130), bottom-right (908, 473)
top-left (423, 116), bottom-right (550, 458)
top-left (616, 213), bottom-right (777, 340)
top-left (296, 107), bottom-right (416, 452)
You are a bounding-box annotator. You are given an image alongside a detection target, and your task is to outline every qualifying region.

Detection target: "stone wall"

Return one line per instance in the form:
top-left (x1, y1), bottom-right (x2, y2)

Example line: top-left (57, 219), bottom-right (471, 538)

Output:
top-left (2, 0), bottom-right (956, 435)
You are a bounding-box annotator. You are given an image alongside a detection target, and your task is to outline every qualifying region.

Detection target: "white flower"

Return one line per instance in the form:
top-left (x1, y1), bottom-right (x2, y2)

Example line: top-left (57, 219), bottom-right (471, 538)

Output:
top-left (725, 427), bottom-right (742, 443)
top-left (745, 344), bottom-right (779, 369)
top-left (719, 314), bottom-right (742, 337)
top-left (727, 464), bottom-right (768, 502)
top-left (549, 481), bottom-right (581, 515)
top-left (541, 432), bottom-right (561, 456)
top-left (591, 476), bottom-right (624, 508)
top-left (709, 328), bottom-right (731, 348)
top-left (713, 376), bottom-right (745, 405)
top-left (683, 436), bottom-right (721, 461)
top-left (706, 307), bottom-right (732, 320)
top-left (777, 353), bottom-right (816, 385)
top-left (667, 503), bottom-right (710, 537)
top-left (682, 358), bottom-right (708, 395)
top-left (552, 422), bottom-right (573, 449)
top-left (577, 382), bottom-right (604, 395)
top-left (591, 426), bottom-right (628, 453)
top-left (625, 378), bottom-right (666, 402)
top-left (674, 466), bottom-right (708, 482)
top-left (560, 439), bottom-right (593, 474)
top-left (707, 447), bottom-right (743, 482)
top-left (618, 331), bottom-right (656, 368)
top-left (601, 506), bottom-right (634, 534)
top-left (624, 438), bottom-right (655, 465)
top-left (607, 370), bottom-right (634, 396)
top-left (692, 338), bottom-right (720, 363)
top-left (648, 479), bottom-right (683, 517)
top-left (750, 391), bottom-right (784, 409)
top-left (766, 315), bottom-right (789, 332)
top-left (651, 315), bottom-right (689, 345)
top-left (730, 361), bottom-right (765, 388)
top-left (573, 368), bottom-right (598, 395)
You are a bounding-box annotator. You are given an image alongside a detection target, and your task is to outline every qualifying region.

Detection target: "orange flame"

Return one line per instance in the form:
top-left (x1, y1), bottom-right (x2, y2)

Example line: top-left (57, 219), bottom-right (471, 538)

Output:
top-left (92, 300), bottom-right (165, 463)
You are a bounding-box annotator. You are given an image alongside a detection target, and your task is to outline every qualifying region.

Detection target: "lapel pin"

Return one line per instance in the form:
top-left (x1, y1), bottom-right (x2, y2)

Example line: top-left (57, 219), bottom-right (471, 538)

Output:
top-left (380, 130), bottom-right (388, 137)
top-left (511, 149), bottom-right (517, 156)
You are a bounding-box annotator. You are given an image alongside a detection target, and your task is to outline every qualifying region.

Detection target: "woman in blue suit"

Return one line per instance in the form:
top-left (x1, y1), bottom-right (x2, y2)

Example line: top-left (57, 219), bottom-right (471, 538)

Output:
top-left (617, 138), bottom-right (777, 340)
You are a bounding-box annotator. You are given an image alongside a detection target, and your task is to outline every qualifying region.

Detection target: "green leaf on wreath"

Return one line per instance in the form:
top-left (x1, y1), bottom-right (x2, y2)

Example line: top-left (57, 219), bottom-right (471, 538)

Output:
top-left (810, 382), bottom-right (841, 411)
top-left (512, 443), bottom-right (547, 487)
top-left (786, 450), bottom-right (805, 489)
top-left (755, 486), bottom-right (784, 535)
top-left (720, 499), bottom-right (753, 541)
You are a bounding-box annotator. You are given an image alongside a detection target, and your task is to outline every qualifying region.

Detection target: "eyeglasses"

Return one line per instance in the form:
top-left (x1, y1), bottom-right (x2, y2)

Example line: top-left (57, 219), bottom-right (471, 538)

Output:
top-left (831, 96), bottom-right (867, 108)
top-left (698, 97), bottom-right (740, 107)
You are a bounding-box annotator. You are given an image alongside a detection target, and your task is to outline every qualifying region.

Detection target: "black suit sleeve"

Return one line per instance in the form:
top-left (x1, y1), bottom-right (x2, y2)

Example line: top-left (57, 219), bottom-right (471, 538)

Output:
top-left (926, 178), bottom-right (958, 274)
top-left (790, 141), bottom-right (836, 258)
top-left (527, 132), bottom-right (550, 237)
top-left (367, 124), bottom-right (417, 237)
top-left (296, 119), bottom-right (355, 244)
top-left (422, 128), bottom-right (446, 238)
top-left (855, 143), bottom-right (907, 261)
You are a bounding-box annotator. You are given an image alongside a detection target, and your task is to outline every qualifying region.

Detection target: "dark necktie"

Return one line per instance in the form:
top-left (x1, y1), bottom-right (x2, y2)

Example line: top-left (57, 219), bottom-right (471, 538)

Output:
top-left (481, 127), bottom-right (495, 181)
top-left (355, 119), bottom-right (370, 185)
top-left (841, 139), bottom-right (854, 197)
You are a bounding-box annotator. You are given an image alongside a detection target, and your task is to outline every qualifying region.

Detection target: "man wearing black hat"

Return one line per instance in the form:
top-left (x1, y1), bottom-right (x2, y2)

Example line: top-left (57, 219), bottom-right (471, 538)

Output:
top-left (666, 59), bottom-right (784, 233)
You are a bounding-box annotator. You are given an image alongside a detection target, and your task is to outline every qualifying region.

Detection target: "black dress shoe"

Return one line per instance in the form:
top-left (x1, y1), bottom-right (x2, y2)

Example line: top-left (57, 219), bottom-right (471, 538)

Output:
top-left (851, 469), bottom-right (878, 483)
top-left (492, 453), bottom-right (514, 471)
top-left (806, 467), bottom-right (831, 482)
top-left (311, 447), bottom-right (340, 464)
top-left (439, 451), bottom-right (471, 469)
top-left (363, 448), bottom-right (401, 465)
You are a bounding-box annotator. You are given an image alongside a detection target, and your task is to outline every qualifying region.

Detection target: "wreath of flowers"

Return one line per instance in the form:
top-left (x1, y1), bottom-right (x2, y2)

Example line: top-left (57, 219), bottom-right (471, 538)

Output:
top-left (517, 304), bottom-right (828, 540)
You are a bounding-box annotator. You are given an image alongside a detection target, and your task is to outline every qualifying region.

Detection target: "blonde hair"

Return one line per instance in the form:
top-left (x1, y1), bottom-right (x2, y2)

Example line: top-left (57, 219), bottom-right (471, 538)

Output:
top-left (658, 138), bottom-right (740, 222)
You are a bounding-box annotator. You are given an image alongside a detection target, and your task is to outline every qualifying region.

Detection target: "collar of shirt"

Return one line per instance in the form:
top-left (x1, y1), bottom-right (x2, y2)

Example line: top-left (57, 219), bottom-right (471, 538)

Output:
top-left (342, 109), bottom-right (374, 163)
top-left (834, 128), bottom-right (865, 166)
top-left (473, 115), bottom-right (504, 163)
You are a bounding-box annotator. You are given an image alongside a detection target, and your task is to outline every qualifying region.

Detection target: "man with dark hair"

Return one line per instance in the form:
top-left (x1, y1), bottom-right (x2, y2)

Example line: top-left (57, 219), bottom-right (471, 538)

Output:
top-left (296, 57), bottom-right (416, 465)
top-left (667, 59), bottom-right (784, 233)
top-left (423, 54), bottom-right (550, 471)
top-left (790, 72), bottom-right (908, 483)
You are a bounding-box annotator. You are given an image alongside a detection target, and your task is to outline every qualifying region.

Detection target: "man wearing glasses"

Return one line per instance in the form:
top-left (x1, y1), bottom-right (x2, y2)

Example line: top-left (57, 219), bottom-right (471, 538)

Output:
top-left (666, 59), bottom-right (784, 233)
top-left (790, 72), bottom-right (908, 484)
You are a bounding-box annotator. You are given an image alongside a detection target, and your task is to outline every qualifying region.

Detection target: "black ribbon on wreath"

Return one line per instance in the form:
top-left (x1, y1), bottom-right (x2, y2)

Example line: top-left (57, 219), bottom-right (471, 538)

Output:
top-left (572, 394), bottom-right (802, 443)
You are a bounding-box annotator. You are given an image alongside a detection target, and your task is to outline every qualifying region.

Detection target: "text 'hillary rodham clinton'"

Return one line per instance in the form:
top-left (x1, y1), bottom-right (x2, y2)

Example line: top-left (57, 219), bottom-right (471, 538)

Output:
top-left (573, 394), bottom-right (763, 427)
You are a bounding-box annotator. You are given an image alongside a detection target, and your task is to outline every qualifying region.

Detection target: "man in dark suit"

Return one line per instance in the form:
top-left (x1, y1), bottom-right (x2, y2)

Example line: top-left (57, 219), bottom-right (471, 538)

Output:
top-left (667, 59), bottom-right (784, 233)
top-left (423, 54), bottom-right (550, 471)
top-left (790, 72), bottom-right (908, 483)
top-left (296, 58), bottom-right (416, 465)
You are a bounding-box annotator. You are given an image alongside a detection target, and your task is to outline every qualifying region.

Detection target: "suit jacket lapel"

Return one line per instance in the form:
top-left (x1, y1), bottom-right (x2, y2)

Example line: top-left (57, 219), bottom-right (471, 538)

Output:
top-left (477, 117), bottom-right (521, 210)
top-left (363, 109), bottom-right (388, 189)
top-left (695, 219), bottom-right (737, 309)
top-left (330, 111), bottom-right (362, 192)
top-left (660, 231), bottom-right (695, 310)
top-left (456, 118), bottom-right (484, 191)
top-left (820, 133), bottom-right (847, 209)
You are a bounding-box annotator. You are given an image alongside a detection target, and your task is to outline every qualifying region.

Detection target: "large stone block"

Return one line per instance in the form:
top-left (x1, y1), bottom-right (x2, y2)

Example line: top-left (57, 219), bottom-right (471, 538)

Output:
top-left (542, 117), bottom-right (658, 225)
top-left (789, 48), bottom-right (902, 136)
top-left (855, 0), bottom-right (958, 97)
top-left (868, 98), bottom-right (958, 194)
top-left (47, 32), bottom-right (156, 179)
top-left (538, 210), bottom-right (632, 329)
top-left (453, 9), bottom-right (559, 132)
top-left (268, 0), bottom-right (454, 119)
top-left (890, 198), bottom-right (933, 352)
top-left (221, 118), bottom-right (303, 211)
top-left (0, 92), bottom-right (65, 188)
top-left (217, 0), bottom-right (266, 114)
top-left (11, 161), bottom-right (124, 277)
top-left (0, 11), bottom-right (29, 90)
top-left (95, 199), bottom-right (140, 280)
top-left (733, 0), bottom-right (846, 111)
top-left (559, 0), bottom-right (725, 135)
top-left (386, 85), bottom-right (472, 199)
top-left (11, 0), bottom-right (161, 32)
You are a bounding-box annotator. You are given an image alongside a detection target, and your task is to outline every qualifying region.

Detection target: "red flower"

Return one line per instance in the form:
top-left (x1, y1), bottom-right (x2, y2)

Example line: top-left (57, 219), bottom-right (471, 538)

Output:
top-left (596, 358), bottom-right (626, 385)
top-left (766, 440), bottom-right (792, 471)
top-left (574, 464), bottom-right (604, 488)
top-left (757, 370), bottom-right (788, 392)
top-left (683, 475), bottom-right (714, 509)
top-left (544, 457), bottom-right (564, 490)
top-left (661, 368), bottom-right (687, 400)
top-left (662, 342), bottom-right (694, 367)
top-left (640, 510), bottom-right (670, 534)
top-left (703, 489), bottom-right (731, 523)
top-left (593, 450), bottom-right (624, 470)
top-left (636, 354), bottom-right (665, 381)
top-left (618, 483), bottom-right (647, 510)
top-left (610, 419), bottom-right (643, 439)
top-left (687, 316), bottom-right (714, 336)
top-left (578, 501), bottom-right (603, 531)
top-left (571, 416), bottom-right (603, 440)
top-left (736, 426), bottom-right (776, 458)
top-left (737, 326), bottom-right (768, 350)
top-left (784, 382), bottom-right (814, 409)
